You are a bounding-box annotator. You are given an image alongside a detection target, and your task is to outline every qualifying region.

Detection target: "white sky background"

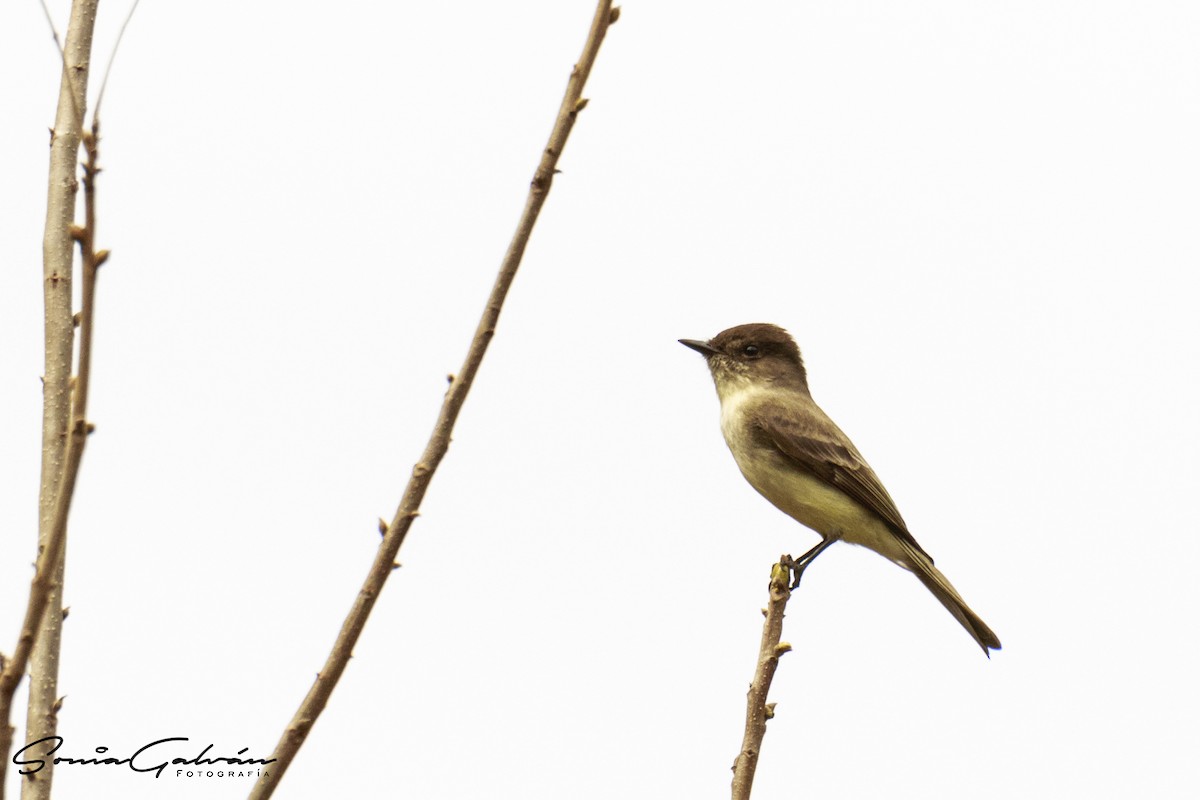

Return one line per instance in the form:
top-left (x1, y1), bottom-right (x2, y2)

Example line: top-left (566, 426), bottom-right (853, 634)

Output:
top-left (1, 1), bottom-right (1198, 797)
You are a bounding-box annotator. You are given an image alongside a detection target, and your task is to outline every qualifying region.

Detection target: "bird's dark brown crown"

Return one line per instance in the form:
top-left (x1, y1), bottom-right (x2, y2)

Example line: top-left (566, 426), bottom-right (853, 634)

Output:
top-left (707, 323), bottom-right (803, 367)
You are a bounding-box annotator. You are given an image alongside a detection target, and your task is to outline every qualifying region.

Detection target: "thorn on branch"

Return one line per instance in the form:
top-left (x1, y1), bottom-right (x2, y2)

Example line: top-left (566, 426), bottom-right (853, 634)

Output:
top-left (609, 6), bottom-right (621, 23)
top-left (95, 249), bottom-right (110, 267)
top-left (774, 642), bottom-right (792, 656)
top-left (574, 97), bottom-right (590, 112)
top-left (764, 702), bottom-right (776, 719)
top-left (378, 518), bottom-right (389, 537)
top-left (69, 225), bottom-right (85, 242)
top-left (391, 562), bottom-right (401, 570)
top-left (73, 313), bottom-right (82, 329)
top-left (62, 606), bottom-right (70, 620)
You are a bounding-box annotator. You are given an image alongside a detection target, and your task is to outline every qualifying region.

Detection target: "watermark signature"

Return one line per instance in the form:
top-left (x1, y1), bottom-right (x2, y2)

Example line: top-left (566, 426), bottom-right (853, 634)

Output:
top-left (12, 736), bottom-right (275, 779)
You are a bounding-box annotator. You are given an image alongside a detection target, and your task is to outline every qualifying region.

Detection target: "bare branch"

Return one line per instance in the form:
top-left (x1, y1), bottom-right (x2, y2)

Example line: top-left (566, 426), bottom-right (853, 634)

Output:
top-left (246, 2), bottom-right (618, 797)
top-left (6, 125), bottom-right (105, 800)
top-left (0, 3), bottom-right (101, 793)
top-left (731, 560), bottom-right (794, 800)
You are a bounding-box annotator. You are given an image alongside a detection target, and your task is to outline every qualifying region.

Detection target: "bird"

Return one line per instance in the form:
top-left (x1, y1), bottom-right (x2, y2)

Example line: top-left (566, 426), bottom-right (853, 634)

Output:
top-left (680, 322), bottom-right (1000, 655)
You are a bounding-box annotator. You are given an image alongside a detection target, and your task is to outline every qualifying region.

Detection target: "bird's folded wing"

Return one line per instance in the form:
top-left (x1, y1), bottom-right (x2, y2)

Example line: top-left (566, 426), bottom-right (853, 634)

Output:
top-left (752, 399), bottom-right (933, 562)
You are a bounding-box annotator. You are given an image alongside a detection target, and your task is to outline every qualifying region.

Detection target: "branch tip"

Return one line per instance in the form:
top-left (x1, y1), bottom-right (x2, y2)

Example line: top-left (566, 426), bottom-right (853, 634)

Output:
top-left (769, 561), bottom-right (791, 591)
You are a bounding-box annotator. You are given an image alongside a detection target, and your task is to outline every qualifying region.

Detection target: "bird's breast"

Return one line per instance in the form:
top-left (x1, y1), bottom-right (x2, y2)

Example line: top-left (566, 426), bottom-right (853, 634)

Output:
top-left (716, 386), bottom-right (901, 558)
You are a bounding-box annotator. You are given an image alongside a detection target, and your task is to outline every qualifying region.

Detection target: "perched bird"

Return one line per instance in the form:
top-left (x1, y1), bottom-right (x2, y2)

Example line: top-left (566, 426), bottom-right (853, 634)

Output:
top-left (681, 323), bottom-right (1000, 655)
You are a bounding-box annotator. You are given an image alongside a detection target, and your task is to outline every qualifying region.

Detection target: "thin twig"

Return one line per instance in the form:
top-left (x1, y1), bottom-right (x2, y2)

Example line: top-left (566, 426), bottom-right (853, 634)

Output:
top-left (73, 124), bottom-right (108, 427)
top-left (94, 0), bottom-right (143, 120)
top-left (37, 0), bottom-right (64, 57)
top-left (35, 0), bottom-right (83, 136)
top-left (731, 560), bottom-right (795, 800)
top-left (246, 3), bottom-right (619, 797)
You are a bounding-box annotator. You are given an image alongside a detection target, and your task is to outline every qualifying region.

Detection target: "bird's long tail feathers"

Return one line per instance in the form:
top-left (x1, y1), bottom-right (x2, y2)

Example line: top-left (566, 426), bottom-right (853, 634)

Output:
top-left (898, 540), bottom-right (1001, 655)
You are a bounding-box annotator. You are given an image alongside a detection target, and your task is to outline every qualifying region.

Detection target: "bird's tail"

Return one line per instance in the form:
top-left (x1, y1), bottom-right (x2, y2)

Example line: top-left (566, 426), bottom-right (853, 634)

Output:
top-left (898, 540), bottom-right (1001, 656)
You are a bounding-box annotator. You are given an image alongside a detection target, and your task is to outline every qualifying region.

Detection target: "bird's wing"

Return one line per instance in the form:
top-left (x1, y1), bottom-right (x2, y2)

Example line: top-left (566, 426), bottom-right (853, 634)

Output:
top-left (751, 398), bottom-right (933, 562)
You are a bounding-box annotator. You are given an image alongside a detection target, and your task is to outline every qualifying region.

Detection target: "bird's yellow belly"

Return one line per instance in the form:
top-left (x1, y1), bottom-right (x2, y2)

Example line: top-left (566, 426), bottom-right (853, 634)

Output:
top-left (732, 447), bottom-right (907, 566)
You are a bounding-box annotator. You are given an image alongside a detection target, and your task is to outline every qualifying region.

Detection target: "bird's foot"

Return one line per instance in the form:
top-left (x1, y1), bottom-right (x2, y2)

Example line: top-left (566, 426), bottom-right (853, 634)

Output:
top-left (782, 531), bottom-right (843, 589)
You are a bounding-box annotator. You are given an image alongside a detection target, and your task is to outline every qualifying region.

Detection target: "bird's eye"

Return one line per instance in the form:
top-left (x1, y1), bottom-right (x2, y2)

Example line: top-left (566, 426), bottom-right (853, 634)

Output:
top-left (743, 344), bottom-right (760, 358)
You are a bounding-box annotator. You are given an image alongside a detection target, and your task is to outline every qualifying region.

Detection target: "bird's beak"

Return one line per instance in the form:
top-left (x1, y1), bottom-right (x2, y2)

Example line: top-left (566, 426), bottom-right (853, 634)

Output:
top-left (679, 338), bottom-right (720, 357)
